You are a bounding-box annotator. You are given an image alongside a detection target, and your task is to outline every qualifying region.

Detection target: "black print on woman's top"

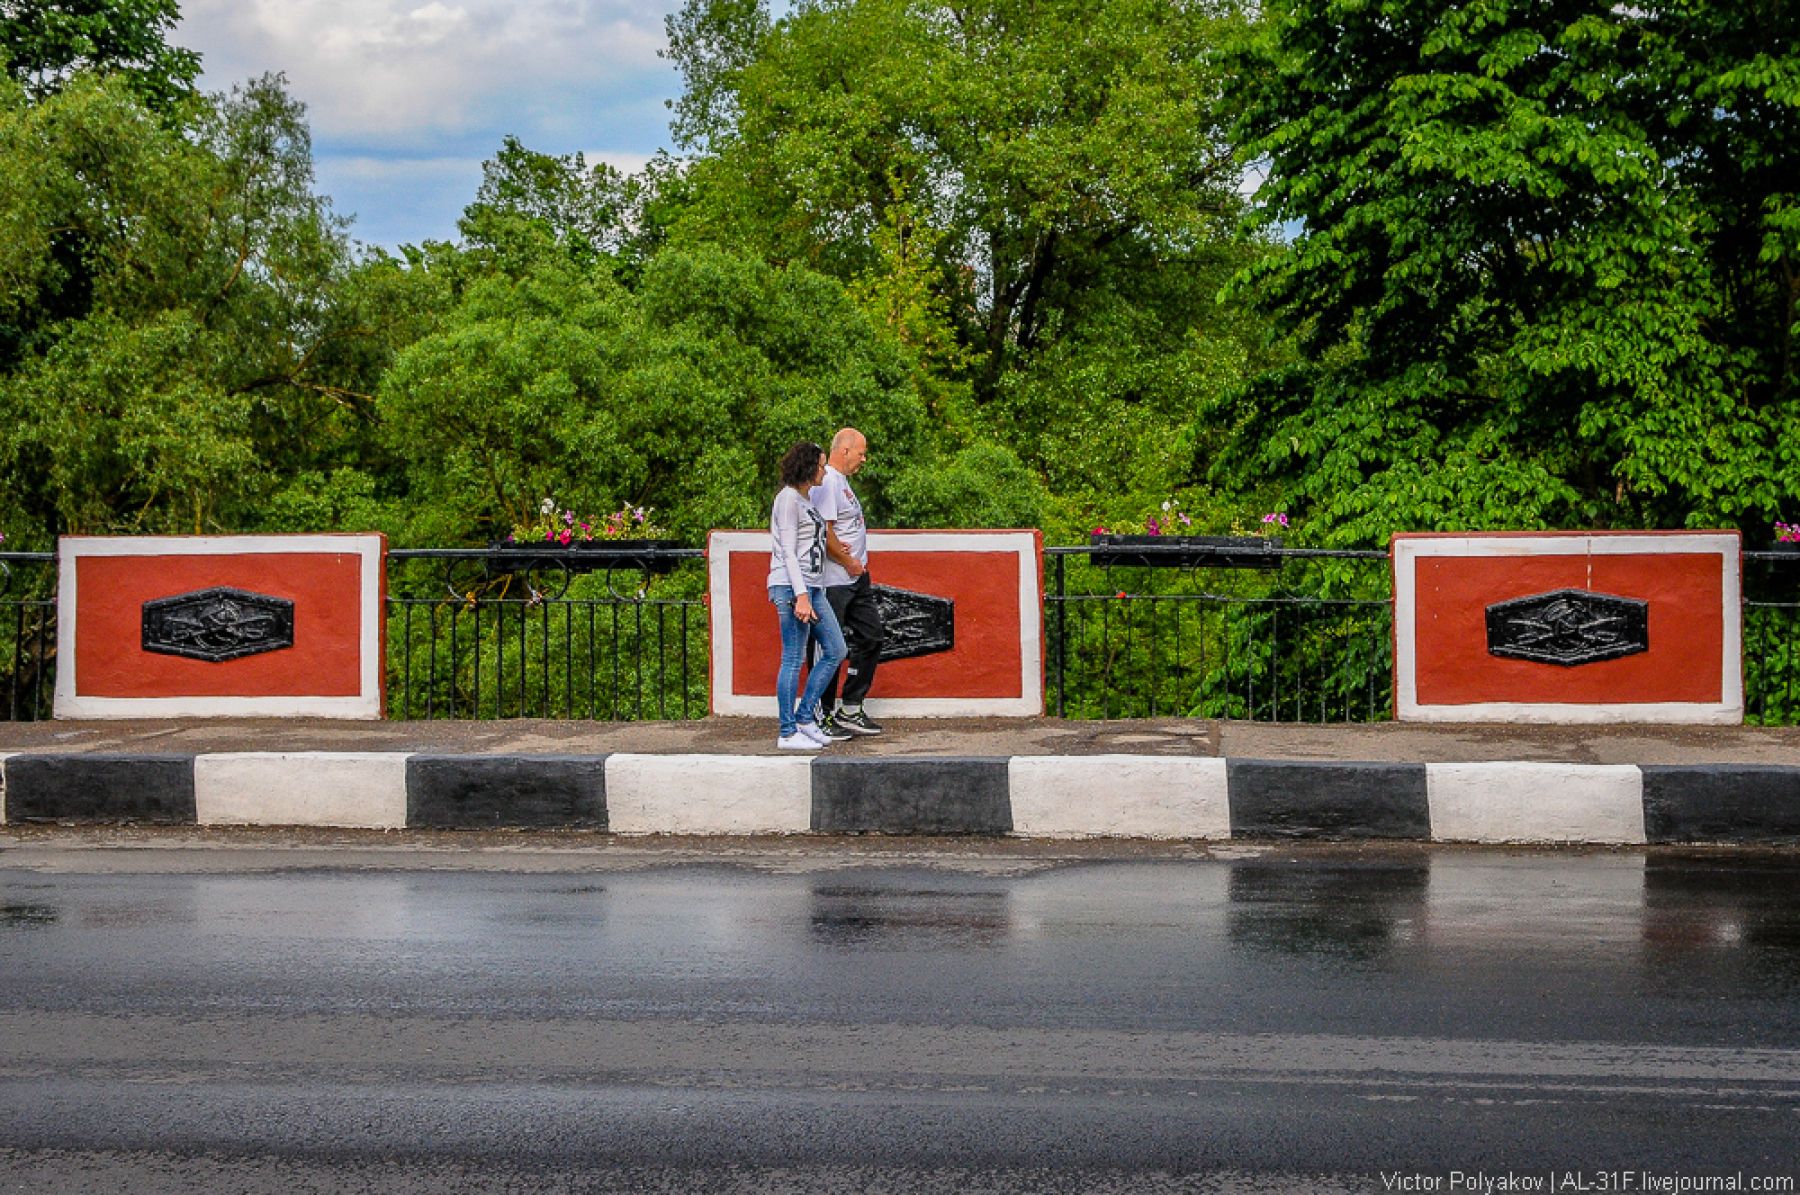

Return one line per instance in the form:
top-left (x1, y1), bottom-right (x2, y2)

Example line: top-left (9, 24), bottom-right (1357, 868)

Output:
top-left (801, 507), bottom-right (826, 575)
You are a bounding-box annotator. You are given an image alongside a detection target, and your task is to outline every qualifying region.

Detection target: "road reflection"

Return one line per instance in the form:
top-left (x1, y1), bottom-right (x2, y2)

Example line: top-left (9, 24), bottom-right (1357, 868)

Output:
top-left (809, 883), bottom-right (1012, 949)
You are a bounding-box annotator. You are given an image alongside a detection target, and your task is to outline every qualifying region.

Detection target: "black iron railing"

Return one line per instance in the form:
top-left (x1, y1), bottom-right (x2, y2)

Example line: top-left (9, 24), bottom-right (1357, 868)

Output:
top-left (385, 547), bottom-right (708, 720)
top-left (1742, 551), bottom-right (1800, 725)
top-left (5, 544), bottom-right (1800, 724)
top-left (0, 552), bottom-right (56, 722)
top-left (1047, 545), bottom-right (1395, 722)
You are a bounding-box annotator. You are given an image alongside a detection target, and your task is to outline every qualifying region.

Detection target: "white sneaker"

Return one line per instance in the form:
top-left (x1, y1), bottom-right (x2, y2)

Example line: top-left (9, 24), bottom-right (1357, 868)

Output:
top-left (778, 732), bottom-right (823, 750)
top-left (796, 721), bottom-right (831, 746)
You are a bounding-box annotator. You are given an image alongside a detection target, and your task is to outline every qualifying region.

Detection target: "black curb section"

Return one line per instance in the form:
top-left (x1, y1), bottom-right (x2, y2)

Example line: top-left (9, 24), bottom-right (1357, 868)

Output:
top-left (811, 756), bottom-right (1013, 835)
top-left (1227, 759), bottom-right (1431, 840)
top-left (4, 754), bottom-right (198, 825)
top-left (1640, 765), bottom-right (1800, 845)
top-left (407, 755), bottom-right (609, 830)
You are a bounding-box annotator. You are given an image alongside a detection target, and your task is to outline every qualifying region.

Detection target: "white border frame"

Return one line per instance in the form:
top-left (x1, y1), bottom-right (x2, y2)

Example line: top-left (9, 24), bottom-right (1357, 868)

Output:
top-left (55, 535), bottom-right (385, 720)
top-left (1393, 533), bottom-right (1742, 724)
top-left (708, 529), bottom-right (1043, 717)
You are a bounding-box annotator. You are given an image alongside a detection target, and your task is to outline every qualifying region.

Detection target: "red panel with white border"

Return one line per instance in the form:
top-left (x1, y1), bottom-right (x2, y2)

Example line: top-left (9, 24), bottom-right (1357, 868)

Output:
top-left (708, 530), bottom-right (1043, 717)
top-left (56, 535), bottom-right (386, 719)
top-left (1392, 532), bottom-right (1741, 724)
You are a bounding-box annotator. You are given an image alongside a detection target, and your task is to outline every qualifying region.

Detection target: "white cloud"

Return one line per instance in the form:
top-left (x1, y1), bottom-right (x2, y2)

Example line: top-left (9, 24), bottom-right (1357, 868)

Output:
top-left (176, 0), bottom-right (688, 247)
top-left (178, 0), bottom-right (679, 145)
top-left (584, 149), bottom-right (654, 176)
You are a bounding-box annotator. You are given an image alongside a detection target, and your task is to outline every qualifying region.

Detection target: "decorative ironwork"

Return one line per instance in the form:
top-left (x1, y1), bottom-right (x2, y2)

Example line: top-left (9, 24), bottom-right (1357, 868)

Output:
top-left (141, 587), bottom-right (295, 663)
top-left (1088, 533), bottom-right (1284, 570)
top-left (486, 541), bottom-right (685, 577)
top-left (1485, 589), bottom-right (1649, 667)
top-left (873, 583), bottom-right (954, 662)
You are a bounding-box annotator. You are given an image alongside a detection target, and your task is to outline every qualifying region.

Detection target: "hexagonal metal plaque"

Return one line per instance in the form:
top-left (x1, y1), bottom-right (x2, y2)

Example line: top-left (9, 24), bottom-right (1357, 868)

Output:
top-left (1485, 588), bottom-right (1649, 667)
top-left (142, 587), bottom-right (296, 663)
top-left (873, 583), bottom-right (954, 663)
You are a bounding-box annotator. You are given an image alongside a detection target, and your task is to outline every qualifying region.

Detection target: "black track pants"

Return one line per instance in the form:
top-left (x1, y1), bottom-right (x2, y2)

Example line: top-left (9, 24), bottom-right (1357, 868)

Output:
top-left (820, 572), bottom-right (884, 708)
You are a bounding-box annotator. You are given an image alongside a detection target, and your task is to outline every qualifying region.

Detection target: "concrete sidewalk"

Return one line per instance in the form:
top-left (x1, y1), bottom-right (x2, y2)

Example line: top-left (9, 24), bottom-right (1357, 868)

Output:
top-left (4, 714), bottom-right (1800, 764)
top-left (2, 717), bottom-right (1798, 845)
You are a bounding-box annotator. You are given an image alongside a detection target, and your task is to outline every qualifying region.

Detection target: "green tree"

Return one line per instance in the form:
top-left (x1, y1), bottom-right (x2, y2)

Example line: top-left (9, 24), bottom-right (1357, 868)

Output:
top-left (1222, 0), bottom-right (1800, 545)
top-left (0, 72), bottom-right (393, 540)
top-left (663, 0), bottom-right (1256, 394)
top-left (0, 0), bottom-right (199, 113)
top-left (376, 241), bottom-right (929, 545)
top-left (458, 135), bottom-right (631, 267)
top-left (660, 0), bottom-right (1270, 532)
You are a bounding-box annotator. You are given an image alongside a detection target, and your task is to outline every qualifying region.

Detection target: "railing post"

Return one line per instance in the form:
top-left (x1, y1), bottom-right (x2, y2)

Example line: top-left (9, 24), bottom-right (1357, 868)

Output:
top-left (1054, 552), bottom-right (1066, 719)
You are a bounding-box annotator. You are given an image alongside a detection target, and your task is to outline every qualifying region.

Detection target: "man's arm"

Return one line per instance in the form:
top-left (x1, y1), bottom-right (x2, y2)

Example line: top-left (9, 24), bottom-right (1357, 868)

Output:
top-left (823, 524), bottom-right (865, 578)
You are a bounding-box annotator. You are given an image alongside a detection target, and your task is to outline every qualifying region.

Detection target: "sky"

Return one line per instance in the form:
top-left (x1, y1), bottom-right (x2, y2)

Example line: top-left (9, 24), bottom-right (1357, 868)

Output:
top-left (174, 0), bottom-right (704, 252)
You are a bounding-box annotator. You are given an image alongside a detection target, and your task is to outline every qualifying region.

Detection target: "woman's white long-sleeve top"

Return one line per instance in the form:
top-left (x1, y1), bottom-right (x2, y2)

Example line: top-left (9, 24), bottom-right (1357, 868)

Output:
top-left (767, 485), bottom-right (827, 593)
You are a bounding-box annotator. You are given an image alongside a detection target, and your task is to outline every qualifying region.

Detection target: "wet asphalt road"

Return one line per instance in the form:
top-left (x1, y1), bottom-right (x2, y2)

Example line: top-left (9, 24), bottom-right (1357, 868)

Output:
top-left (3, 841), bottom-right (1800, 1193)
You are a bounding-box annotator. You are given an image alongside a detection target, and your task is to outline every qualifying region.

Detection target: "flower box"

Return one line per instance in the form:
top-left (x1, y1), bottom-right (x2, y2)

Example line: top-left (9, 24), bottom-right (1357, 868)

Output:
top-left (1088, 533), bottom-right (1284, 569)
top-left (486, 539), bottom-right (686, 576)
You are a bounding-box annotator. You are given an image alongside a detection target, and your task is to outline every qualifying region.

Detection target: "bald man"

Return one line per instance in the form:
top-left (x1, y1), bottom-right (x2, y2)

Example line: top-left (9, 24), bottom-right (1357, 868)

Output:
top-left (810, 427), bottom-right (885, 735)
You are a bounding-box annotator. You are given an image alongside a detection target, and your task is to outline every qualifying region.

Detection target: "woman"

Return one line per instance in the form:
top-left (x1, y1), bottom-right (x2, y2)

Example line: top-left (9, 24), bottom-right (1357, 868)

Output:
top-left (768, 441), bottom-right (849, 749)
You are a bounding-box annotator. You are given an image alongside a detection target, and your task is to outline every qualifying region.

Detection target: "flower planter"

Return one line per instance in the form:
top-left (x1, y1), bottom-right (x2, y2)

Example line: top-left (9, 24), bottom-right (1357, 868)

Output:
top-left (1088, 533), bottom-right (1284, 569)
top-left (486, 539), bottom-right (686, 576)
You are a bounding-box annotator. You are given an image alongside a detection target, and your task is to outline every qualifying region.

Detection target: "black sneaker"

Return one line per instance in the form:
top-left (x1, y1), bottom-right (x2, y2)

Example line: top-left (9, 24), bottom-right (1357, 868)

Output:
top-left (831, 708), bottom-right (883, 736)
top-left (815, 714), bottom-right (856, 742)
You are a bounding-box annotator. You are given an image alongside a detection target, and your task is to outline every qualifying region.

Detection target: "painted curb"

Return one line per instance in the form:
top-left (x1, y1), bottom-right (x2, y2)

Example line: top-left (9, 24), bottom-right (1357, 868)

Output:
top-left (1227, 760), bottom-right (1430, 840)
top-left (1009, 755), bottom-right (1229, 839)
top-left (4, 753), bottom-right (197, 824)
top-left (3, 753), bottom-right (1798, 844)
top-left (812, 756), bottom-right (1012, 834)
top-left (195, 753), bottom-right (409, 829)
top-left (1427, 762), bottom-right (1646, 844)
top-left (606, 754), bottom-right (811, 835)
top-left (1640, 766), bottom-right (1800, 845)
top-left (408, 755), bottom-right (607, 830)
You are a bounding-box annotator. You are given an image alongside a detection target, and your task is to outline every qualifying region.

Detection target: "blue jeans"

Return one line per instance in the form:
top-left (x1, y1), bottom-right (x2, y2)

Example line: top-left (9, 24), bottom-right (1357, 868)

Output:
top-left (770, 584), bottom-right (847, 737)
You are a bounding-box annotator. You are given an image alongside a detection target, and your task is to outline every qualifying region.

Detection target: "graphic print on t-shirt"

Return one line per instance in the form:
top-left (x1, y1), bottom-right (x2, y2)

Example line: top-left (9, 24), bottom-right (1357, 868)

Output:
top-left (800, 504), bottom-right (826, 576)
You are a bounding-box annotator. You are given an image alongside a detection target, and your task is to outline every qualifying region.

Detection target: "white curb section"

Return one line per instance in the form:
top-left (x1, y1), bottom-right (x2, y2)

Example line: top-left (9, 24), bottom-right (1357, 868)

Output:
top-left (1009, 755), bottom-right (1231, 839)
top-left (195, 752), bottom-right (410, 829)
top-left (0, 753), bottom-right (13, 826)
top-left (1427, 763), bottom-right (1646, 844)
top-left (605, 754), bottom-right (812, 835)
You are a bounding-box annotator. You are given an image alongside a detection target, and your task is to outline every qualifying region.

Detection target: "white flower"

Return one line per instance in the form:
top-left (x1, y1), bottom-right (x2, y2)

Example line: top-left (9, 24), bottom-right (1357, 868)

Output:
top-left (539, 498), bottom-right (556, 515)
top-left (1161, 500), bottom-right (1171, 511)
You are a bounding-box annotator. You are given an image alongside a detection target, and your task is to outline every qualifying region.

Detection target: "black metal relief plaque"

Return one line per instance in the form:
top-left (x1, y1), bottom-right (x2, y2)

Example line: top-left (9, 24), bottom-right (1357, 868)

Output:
top-left (1485, 589), bottom-right (1649, 667)
top-left (142, 587), bottom-right (295, 662)
top-left (873, 583), bottom-right (954, 663)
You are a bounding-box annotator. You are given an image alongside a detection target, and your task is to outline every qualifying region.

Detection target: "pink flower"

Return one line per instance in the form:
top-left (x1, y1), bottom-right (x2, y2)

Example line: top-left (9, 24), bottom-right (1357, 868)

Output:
top-left (1146, 517), bottom-right (1162, 535)
top-left (1093, 526), bottom-right (1108, 535)
top-left (1178, 513), bottom-right (1192, 527)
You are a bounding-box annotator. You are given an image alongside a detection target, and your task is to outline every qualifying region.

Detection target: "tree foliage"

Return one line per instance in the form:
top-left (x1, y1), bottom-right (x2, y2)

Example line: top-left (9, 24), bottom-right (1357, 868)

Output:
top-left (0, 71), bottom-right (399, 539)
top-left (1221, 0), bottom-right (1800, 543)
top-left (0, 0), bottom-right (199, 112)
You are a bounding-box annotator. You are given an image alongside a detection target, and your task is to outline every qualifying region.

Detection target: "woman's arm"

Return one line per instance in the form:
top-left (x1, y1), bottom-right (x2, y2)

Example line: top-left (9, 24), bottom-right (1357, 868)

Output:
top-left (772, 489), bottom-right (814, 602)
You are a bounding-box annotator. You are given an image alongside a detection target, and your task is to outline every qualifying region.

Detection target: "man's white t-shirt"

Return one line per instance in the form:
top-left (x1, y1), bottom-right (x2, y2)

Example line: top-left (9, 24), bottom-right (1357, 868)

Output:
top-left (809, 465), bottom-right (867, 587)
